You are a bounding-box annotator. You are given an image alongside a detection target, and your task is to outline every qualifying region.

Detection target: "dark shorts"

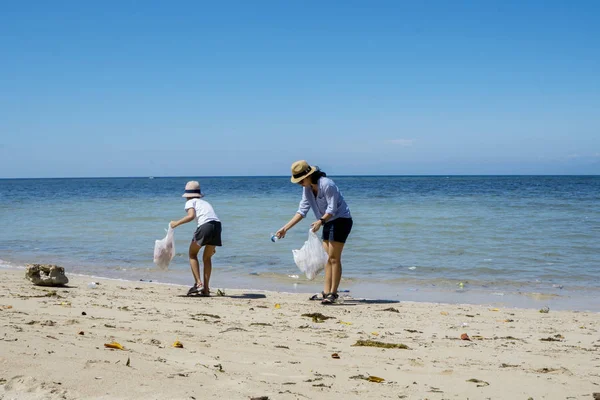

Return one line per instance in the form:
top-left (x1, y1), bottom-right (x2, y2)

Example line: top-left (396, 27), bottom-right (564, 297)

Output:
top-left (193, 221), bottom-right (222, 247)
top-left (322, 218), bottom-right (353, 243)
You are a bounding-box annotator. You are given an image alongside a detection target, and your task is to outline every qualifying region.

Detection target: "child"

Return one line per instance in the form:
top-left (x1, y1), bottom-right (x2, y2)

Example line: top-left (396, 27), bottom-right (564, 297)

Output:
top-left (170, 181), bottom-right (222, 296)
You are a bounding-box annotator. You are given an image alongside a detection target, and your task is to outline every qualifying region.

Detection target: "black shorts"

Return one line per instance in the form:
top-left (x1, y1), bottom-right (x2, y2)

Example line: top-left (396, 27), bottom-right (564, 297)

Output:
top-left (193, 221), bottom-right (222, 247)
top-left (322, 218), bottom-right (353, 243)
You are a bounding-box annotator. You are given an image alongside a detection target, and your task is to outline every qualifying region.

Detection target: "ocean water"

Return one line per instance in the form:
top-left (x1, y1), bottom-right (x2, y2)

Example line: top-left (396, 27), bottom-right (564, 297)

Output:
top-left (1, 176), bottom-right (598, 311)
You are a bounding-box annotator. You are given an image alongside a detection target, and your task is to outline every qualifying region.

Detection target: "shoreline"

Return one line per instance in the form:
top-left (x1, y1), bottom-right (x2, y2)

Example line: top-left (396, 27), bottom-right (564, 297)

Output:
top-left (1, 261), bottom-right (598, 313)
top-left (1, 268), bottom-right (599, 399)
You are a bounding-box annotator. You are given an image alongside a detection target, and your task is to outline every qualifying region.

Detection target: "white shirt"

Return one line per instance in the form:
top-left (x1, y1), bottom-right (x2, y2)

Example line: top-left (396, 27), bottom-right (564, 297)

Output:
top-left (185, 198), bottom-right (220, 227)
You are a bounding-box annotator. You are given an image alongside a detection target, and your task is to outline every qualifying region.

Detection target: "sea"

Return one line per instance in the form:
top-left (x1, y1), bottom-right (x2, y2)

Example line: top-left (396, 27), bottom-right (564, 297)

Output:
top-left (1, 176), bottom-right (598, 311)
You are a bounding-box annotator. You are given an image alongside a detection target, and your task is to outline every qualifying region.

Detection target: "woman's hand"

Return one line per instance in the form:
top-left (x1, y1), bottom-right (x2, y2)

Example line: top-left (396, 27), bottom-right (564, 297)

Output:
top-left (310, 220), bottom-right (323, 232)
top-left (170, 221), bottom-right (178, 229)
top-left (275, 227), bottom-right (287, 239)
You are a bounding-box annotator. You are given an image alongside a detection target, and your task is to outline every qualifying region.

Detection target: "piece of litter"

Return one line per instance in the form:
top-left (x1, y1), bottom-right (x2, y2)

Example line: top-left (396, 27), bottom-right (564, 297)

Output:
top-left (172, 340), bottom-right (184, 348)
top-left (274, 303), bottom-right (281, 309)
top-left (104, 341), bottom-right (125, 350)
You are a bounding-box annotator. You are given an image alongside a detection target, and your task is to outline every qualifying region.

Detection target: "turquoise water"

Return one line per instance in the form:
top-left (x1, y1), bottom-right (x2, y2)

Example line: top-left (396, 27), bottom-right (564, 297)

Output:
top-left (1, 176), bottom-right (598, 310)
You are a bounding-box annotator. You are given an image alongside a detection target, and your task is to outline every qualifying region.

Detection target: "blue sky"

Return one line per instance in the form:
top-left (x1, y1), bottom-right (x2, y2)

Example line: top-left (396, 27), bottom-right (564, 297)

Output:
top-left (1, 1), bottom-right (598, 177)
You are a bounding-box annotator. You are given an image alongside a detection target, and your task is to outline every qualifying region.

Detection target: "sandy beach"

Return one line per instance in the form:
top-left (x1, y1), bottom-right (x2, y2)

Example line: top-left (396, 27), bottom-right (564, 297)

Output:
top-left (0, 268), bottom-right (598, 400)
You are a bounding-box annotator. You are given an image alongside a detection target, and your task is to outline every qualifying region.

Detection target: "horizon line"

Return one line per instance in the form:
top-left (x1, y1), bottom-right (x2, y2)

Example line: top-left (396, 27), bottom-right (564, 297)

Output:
top-left (1, 173), bottom-right (599, 180)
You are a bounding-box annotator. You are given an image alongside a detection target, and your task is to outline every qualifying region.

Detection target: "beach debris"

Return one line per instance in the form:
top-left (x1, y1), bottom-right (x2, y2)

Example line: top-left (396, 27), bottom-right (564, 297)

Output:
top-left (104, 324), bottom-right (116, 328)
top-left (172, 340), bottom-right (184, 348)
top-left (275, 345), bottom-right (290, 349)
top-left (25, 264), bottom-right (69, 286)
top-left (461, 333), bottom-right (471, 341)
top-left (440, 311), bottom-right (449, 316)
top-left (339, 321), bottom-right (352, 325)
top-left (302, 313), bottom-right (334, 323)
top-left (539, 306), bottom-right (550, 313)
top-left (126, 357), bottom-right (130, 367)
top-left (378, 307), bottom-right (400, 313)
top-left (274, 303), bottom-right (281, 309)
top-left (404, 329), bottom-right (422, 333)
top-left (214, 363), bottom-right (224, 372)
top-left (104, 341), bottom-right (124, 350)
top-left (250, 322), bottom-right (272, 326)
top-left (331, 353), bottom-right (340, 359)
top-left (1, 305), bottom-right (13, 309)
top-left (191, 313), bottom-right (221, 319)
top-left (219, 327), bottom-right (248, 333)
top-left (82, 312), bottom-right (87, 316)
top-left (216, 289), bottom-right (226, 296)
top-left (88, 282), bottom-right (99, 289)
top-left (371, 332), bottom-right (379, 336)
top-left (500, 363), bottom-right (520, 368)
top-left (352, 340), bottom-right (409, 349)
top-left (489, 308), bottom-right (500, 312)
top-left (350, 374), bottom-right (385, 383)
top-left (466, 378), bottom-right (489, 387)
top-left (78, 331), bottom-right (84, 335)
top-left (250, 397), bottom-right (269, 400)
top-left (540, 335), bottom-right (563, 342)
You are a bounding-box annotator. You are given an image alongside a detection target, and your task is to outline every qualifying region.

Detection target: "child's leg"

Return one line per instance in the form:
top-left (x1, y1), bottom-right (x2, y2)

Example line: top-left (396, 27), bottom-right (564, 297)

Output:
top-left (201, 245), bottom-right (216, 294)
top-left (188, 241), bottom-right (202, 287)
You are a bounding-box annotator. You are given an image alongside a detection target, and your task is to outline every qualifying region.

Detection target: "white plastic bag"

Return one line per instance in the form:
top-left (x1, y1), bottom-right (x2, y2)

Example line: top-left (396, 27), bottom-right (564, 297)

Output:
top-left (293, 229), bottom-right (328, 280)
top-left (153, 225), bottom-right (175, 270)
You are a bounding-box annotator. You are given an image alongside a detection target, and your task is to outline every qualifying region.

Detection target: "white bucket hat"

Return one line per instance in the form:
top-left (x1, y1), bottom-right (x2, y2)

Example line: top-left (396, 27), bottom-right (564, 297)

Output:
top-left (182, 181), bottom-right (203, 198)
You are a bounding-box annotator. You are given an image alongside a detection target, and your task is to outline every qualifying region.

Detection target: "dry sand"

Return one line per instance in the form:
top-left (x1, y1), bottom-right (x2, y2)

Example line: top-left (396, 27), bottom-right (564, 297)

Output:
top-left (1, 269), bottom-right (599, 399)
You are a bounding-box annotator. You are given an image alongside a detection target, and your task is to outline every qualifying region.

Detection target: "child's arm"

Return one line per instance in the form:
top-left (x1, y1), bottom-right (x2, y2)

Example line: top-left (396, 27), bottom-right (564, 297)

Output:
top-left (170, 209), bottom-right (196, 229)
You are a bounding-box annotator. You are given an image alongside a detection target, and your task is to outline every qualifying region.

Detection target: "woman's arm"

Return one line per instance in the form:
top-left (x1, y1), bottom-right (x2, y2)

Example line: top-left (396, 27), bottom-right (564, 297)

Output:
top-left (170, 208), bottom-right (195, 229)
top-left (276, 213), bottom-right (304, 238)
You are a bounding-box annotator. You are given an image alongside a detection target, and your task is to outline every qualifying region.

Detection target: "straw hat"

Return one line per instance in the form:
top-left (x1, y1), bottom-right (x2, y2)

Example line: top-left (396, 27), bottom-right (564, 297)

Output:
top-left (290, 160), bottom-right (317, 183)
top-left (182, 181), bottom-right (203, 198)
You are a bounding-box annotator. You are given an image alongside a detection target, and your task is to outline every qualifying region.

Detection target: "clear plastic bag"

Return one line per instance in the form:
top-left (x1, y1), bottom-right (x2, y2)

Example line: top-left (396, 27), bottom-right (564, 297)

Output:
top-left (293, 229), bottom-right (328, 280)
top-left (153, 225), bottom-right (175, 270)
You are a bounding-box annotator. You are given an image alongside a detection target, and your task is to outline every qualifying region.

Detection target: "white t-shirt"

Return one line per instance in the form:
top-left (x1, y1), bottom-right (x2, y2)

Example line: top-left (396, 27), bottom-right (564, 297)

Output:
top-left (184, 198), bottom-right (220, 227)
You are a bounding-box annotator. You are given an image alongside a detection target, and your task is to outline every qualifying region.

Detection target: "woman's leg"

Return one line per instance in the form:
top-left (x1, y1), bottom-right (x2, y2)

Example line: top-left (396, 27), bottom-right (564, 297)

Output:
top-left (202, 245), bottom-right (216, 295)
top-left (188, 241), bottom-right (202, 287)
top-left (322, 240), bottom-right (332, 295)
top-left (327, 241), bottom-right (346, 294)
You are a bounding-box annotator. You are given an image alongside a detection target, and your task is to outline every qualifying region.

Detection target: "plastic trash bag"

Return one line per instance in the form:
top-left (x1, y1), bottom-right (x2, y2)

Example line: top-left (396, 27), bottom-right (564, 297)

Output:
top-left (293, 229), bottom-right (328, 280)
top-left (153, 225), bottom-right (175, 270)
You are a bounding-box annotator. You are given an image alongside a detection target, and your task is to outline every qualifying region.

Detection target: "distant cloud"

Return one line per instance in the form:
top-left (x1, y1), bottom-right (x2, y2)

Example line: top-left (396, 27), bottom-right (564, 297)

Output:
top-left (387, 139), bottom-right (415, 147)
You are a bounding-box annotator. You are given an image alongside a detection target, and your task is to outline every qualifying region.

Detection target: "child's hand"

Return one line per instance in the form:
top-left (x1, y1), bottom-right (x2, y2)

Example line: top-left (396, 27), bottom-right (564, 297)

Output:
top-left (170, 221), bottom-right (177, 229)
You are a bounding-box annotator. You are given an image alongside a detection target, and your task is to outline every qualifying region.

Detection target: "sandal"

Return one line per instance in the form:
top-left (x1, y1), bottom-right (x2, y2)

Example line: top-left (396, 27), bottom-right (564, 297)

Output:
top-left (321, 292), bottom-right (339, 305)
top-left (309, 291), bottom-right (328, 301)
top-left (187, 283), bottom-right (203, 296)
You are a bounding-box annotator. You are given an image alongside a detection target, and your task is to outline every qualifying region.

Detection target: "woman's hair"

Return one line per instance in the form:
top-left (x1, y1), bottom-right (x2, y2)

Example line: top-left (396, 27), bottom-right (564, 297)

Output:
top-left (310, 167), bottom-right (327, 184)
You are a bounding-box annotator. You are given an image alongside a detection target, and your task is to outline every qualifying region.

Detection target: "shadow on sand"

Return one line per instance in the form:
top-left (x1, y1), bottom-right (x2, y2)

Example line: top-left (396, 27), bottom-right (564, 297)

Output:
top-left (177, 293), bottom-right (267, 300)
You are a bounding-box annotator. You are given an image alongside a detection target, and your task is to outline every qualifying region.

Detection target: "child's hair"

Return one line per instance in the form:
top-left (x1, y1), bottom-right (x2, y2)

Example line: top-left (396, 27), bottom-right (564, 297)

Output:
top-left (310, 167), bottom-right (327, 184)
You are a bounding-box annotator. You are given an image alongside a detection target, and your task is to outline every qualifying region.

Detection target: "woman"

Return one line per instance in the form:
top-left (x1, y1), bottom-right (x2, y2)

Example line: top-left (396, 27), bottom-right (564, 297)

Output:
top-left (276, 160), bottom-right (353, 305)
